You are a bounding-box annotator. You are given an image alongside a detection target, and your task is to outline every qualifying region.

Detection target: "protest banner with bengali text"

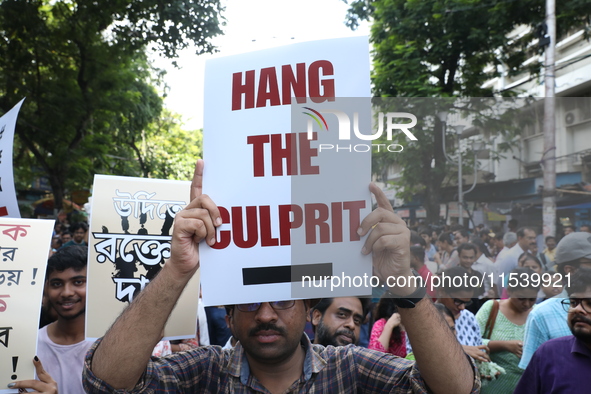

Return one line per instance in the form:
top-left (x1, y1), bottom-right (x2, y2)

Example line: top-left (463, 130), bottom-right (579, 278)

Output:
top-left (0, 218), bottom-right (53, 392)
top-left (86, 175), bottom-right (199, 340)
top-left (201, 37), bottom-right (373, 306)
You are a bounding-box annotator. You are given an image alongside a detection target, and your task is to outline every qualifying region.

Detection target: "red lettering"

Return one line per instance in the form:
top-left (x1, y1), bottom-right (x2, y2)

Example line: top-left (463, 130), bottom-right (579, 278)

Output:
top-left (271, 133), bottom-right (297, 176)
top-left (282, 63), bottom-right (307, 105)
top-left (331, 202), bottom-right (343, 243)
top-left (279, 204), bottom-right (303, 246)
top-left (213, 201), bottom-right (364, 249)
top-left (256, 67), bottom-right (281, 108)
top-left (343, 200), bottom-right (366, 241)
top-left (232, 70), bottom-right (255, 111)
top-left (248, 133), bottom-right (318, 177)
top-left (259, 206), bottom-right (279, 247)
top-left (298, 132), bottom-right (319, 175)
top-left (247, 135), bottom-right (270, 177)
top-left (232, 206), bottom-right (258, 248)
top-left (305, 203), bottom-right (330, 244)
top-left (308, 60), bottom-right (335, 103)
top-left (212, 207), bottom-right (231, 249)
top-left (279, 204), bottom-right (304, 245)
top-left (231, 61), bottom-right (335, 110)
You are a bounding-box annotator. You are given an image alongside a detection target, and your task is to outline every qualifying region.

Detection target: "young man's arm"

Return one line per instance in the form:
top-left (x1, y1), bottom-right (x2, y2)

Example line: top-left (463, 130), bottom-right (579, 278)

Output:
top-left (88, 160), bottom-right (221, 389)
top-left (359, 184), bottom-right (477, 394)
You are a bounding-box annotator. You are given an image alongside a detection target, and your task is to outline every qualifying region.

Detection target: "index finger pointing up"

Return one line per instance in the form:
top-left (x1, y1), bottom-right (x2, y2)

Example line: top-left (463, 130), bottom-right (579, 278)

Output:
top-left (369, 182), bottom-right (394, 213)
top-left (190, 159), bottom-right (204, 202)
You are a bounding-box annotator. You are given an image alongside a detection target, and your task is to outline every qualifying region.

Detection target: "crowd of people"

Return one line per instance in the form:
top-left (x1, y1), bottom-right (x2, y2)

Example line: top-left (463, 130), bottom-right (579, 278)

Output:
top-left (8, 177), bottom-right (591, 393)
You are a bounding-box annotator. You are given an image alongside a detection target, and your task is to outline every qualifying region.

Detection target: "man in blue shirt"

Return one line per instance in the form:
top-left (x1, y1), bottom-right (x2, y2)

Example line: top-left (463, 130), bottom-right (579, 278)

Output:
top-left (519, 232), bottom-right (591, 369)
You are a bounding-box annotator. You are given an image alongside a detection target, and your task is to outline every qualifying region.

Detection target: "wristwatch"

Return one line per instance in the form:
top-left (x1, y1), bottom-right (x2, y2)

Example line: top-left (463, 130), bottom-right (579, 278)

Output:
top-left (386, 270), bottom-right (427, 308)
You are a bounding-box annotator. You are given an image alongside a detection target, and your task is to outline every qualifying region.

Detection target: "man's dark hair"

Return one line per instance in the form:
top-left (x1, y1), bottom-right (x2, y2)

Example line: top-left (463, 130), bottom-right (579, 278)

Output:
top-left (438, 232), bottom-right (455, 245)
top-left (516, 227), bottom-right (534, 238)
top-left (450, 224), bottom-right (464, 232)
top-left (312, 297), bottom-right (370, 319)
top-left (567, 267), bottom-right (591, 296)
top-left (455, 229), bottom-right (469, 239)
top-left (70, 222), bottom-right (89, 233)
top-left (419, 229), bottom-right (431, 238)
top-left (410, 231), bottom-right (426, 247)
top-left (545, 236), bottom-right (556, 243)
top-left (410, 245), bottom-right (425, 263)
top-left (439, 266), bottom-right (476, 294)
top-left (457, 242), bottom-right (477, 256)
top-left (469, 238), bottom-right (491, 257)
top-left (46, 245), bottom-right (88, 278)
top-left (518, 253), bottom-right (543, 270)
top-left (494, 232), bottom-right (504, 241)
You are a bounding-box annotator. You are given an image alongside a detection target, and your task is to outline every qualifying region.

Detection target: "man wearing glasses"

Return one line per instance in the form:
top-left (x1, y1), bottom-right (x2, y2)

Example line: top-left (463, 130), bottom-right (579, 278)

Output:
top-left (519, 231), bottom-right (591, 370)
top-left (79, 161), bottom-right (479, 394)
top-left (514, 267), bottom-right (591, 393)
top-left (436, 266), bottom-right (491, 363)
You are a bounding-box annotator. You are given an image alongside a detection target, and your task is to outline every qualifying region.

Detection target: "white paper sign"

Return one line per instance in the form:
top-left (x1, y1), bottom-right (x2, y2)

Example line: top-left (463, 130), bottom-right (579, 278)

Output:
top-left (86, 175), bottom-right (199, 340)
top-left (0, 100), bottom-right (25, 219)
top-left (201, 37), bottom-right (373, 306)
top-left (0, 218), bottom-right (53, 392)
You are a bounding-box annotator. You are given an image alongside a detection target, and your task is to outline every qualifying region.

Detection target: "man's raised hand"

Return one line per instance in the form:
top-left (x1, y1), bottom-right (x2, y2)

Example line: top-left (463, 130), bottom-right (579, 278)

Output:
top-left (169, 160), bottom-right (221, 278)
top-left (358, 183), bottom-right (413, 295)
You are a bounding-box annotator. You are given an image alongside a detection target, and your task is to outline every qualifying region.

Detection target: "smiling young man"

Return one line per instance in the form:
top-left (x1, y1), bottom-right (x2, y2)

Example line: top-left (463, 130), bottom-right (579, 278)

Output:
top-left (82, 161), bottom-right (479, 394)
top-left (311, 297), bottom-right (367, 347)
top-left (37, 245), bottom-right (93, 394)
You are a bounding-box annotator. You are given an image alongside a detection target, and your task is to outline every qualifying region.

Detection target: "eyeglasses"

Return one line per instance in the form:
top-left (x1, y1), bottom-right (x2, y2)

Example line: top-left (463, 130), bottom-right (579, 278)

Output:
top-left (561, 298), bottom-right (591, 313)
top-left (453, 298), bottom-right (473, 307)
top-left (235, 300), bottom-right (296, 312)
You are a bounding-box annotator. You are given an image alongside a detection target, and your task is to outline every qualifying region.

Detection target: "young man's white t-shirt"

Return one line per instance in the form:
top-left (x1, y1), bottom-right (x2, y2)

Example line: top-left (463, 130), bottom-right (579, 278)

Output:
top-left (37, 325), bottom-right (94, 394)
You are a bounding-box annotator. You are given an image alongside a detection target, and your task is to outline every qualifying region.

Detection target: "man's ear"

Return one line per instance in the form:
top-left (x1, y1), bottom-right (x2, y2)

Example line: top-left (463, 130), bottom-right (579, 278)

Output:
top-left (225, 312), bottom-right (233, 331)
top-left (311, 309), bottom-right (322, 326)
top-left (563, 265), bottom-right (576, 275)
top-left (303, 299), bottom-right (312, 322)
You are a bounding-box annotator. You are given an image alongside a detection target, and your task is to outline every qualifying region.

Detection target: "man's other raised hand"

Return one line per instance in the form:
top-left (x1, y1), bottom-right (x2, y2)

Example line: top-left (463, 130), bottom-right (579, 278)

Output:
top-left (169, 160), bottom-right (221, 279)
top-left (358, 183), bottom-right (414, 296)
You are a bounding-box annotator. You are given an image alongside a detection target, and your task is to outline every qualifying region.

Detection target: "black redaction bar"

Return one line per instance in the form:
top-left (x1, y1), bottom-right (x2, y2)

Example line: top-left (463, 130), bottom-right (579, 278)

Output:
top-left (242, 263), bottom-right (333, 285)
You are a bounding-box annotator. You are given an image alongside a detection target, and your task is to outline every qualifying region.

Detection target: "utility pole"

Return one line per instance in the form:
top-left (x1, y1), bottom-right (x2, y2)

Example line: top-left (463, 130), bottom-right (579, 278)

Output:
top-left (542, 0), bottom-right (556, 238)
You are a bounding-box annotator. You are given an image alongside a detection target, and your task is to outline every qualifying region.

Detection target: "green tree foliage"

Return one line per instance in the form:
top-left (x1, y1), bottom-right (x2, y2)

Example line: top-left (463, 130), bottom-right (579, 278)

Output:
top-left (0, 0), bottom-right (223, 210)
top-left (346, 0), bottom-right (591, 223)
top-left (124, 110), bottom-right (202, 181)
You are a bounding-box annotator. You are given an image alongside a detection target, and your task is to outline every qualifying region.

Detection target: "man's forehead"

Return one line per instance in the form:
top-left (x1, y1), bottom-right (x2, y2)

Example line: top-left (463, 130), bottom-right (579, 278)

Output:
top-left (330, 297), bottom-right (363, 314)
top-left (570, 288), bottom-right (591, 298)
top-left (47, 268), bottom-right (87, 280)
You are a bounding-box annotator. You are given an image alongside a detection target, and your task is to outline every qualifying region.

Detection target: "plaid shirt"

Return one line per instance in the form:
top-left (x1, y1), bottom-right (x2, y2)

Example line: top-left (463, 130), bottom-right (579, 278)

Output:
top-left (84, 335), bottom-right (480, 393)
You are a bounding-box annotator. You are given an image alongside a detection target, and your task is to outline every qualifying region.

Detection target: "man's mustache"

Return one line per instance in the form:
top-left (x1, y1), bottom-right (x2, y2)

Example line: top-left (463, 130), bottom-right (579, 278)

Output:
top-left (248, 323), bottom-right (287, 336)
top-left (335, 329), bottom-right (356, 342)
top-left (571, 316), bottom-right (591, 325)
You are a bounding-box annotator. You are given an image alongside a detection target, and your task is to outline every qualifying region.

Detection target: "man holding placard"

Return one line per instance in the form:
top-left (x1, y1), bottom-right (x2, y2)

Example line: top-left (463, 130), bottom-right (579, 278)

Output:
top-left (82, 161), bottom-right (479, 393)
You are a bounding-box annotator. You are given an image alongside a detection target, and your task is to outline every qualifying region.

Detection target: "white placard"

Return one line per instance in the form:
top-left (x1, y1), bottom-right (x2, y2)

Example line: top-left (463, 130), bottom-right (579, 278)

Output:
top-left (201, 37), bottom-right (373, 306)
